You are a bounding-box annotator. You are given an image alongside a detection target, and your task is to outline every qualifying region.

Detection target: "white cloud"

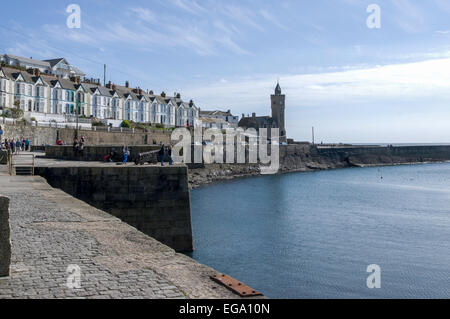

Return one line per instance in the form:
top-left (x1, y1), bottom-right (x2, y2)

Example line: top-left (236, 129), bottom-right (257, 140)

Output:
top-left (260, 9), bottom-right (290, 31)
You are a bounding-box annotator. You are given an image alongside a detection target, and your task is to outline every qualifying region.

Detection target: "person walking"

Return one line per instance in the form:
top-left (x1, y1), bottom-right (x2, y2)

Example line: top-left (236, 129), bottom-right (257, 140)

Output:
top-left (78, 139), bottom-right (84, 157)
top-left (123, 146), bottom-right (130, 164)
top-left (0, 126), bottom-right (3, 142)
top-left (10, 139), bottom-right (15, 154)
top-left (15, 139), bottom-right (21, 154)
top-left (168, 145), bottom-right (173, 166)
top-left (25, 138), bottom-right (30, 152)
top-left (73, 138), bottom-right (79, 152)
top-left (159, 144), bottom-right (166, 166)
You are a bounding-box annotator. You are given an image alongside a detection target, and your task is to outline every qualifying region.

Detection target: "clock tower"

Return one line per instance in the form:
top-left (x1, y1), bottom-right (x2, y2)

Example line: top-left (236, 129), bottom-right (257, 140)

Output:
top-left (271, 82), bottom-right (287, 142)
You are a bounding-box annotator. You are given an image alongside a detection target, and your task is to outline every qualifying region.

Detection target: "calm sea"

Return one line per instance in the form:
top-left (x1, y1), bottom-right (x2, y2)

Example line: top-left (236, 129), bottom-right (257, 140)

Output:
top-left (189, 163), bottom-right (450, 299)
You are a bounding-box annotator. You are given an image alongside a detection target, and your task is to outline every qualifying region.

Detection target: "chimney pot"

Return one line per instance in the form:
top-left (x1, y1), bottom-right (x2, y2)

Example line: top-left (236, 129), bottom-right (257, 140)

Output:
top-left (125, 81), bottom-right (129, 88)
top-left (252, 113), bottom-right (256, 118)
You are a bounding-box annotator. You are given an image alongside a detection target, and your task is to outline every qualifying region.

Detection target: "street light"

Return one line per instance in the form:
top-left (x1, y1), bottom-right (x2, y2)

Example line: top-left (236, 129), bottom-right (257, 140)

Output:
top-left (74, 87), bottom-right (79, 140)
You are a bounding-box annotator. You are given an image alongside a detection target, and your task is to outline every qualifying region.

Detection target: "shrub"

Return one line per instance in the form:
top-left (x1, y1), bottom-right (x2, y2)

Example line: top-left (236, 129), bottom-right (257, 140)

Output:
top-left (3, 107), bottom-right (24, 119)
top-left (155, 123), bottom-right (164, 129)
top-left (121, 120), bottom-right (131, 128)
top-left (30, 117), bottom-right (36, 122)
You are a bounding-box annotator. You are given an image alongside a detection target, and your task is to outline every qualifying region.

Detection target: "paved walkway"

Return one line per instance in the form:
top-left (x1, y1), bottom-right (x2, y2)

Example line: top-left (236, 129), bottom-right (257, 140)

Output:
top-left (0, 174), bottom-right (237, 299)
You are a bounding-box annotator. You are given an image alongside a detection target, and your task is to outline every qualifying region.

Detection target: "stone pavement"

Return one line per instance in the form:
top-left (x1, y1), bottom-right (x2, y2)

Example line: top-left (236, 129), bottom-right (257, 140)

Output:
top-left (0, 174), bottom-right (238, 299)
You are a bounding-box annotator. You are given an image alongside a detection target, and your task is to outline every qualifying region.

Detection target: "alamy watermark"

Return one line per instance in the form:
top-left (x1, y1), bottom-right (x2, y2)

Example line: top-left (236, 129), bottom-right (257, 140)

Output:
top-left (171, 126), bottom-right (280, 175)
top-left (366, 264), bottom-right (381, 289)
top-left (66, 4), bottom-right (81, 29)
top-left (66, 264), bottom-right (82, 289)
top-left (367, 4), bottom-right (381, 29)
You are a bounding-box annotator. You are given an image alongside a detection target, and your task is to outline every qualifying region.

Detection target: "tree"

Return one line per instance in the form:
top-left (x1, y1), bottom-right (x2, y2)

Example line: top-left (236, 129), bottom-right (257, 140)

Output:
top-left (121, 120), bottom-right (131, 128)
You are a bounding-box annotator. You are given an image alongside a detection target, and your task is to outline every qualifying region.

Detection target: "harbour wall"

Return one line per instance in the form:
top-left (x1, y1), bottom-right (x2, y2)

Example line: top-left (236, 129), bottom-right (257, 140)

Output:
top-left (35, 166), bottom-right (193, 252)
top-left (45, 145), bottom-right (161, 162)
top-left (189, 145), bottom-right (450, 188)
top-left (1, 123), bottom-right (171, 147)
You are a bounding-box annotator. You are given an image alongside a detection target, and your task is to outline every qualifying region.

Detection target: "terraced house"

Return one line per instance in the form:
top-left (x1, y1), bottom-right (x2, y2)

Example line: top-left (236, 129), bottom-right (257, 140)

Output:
top-left (0, 67), bottom-right (50, 114)
top-left (0, 53), bottom-right (202, 128)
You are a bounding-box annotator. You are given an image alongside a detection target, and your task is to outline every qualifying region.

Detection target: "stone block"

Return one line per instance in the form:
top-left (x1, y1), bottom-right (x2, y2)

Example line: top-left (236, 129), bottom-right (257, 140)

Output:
top-left (0, 196), bottom-right (11, 277)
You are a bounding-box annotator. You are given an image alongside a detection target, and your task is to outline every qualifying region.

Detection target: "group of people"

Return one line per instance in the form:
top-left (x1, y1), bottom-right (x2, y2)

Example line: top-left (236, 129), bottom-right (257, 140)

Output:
top-left (1, 138), bottom-right (31, 154)
top-left (72, 137), bottom-right (85, 156)
top-left (0, 126), bottom-right (31, 154)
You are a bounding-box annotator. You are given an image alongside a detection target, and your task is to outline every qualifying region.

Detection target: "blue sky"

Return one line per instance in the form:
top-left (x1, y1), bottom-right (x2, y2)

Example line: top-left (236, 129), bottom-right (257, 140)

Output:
top-left (1, 0), bottom-right (450, 143)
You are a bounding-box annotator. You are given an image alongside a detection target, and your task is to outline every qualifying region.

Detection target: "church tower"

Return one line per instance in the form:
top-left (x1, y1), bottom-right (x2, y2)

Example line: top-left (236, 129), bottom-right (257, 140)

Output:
top-left (271, 81), bottom-right (287, 142)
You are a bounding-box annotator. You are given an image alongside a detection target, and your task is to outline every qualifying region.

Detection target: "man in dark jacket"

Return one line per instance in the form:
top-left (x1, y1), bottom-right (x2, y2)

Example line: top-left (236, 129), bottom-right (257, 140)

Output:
top-left (159, 144), bottom-right (166, 166)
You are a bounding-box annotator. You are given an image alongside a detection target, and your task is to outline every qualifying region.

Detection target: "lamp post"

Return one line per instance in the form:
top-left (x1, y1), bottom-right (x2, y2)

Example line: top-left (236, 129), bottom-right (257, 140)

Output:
top-left (74, 88), bottom-right (79, 140)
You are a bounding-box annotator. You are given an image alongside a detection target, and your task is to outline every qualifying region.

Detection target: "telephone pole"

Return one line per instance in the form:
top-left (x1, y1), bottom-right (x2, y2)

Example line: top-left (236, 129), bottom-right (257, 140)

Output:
top-left (103, 64), bottom-right (106, 87)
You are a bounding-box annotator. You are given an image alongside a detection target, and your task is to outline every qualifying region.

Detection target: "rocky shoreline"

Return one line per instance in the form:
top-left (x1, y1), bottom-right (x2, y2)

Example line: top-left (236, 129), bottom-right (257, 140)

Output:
top-left (188, 147), bottom-right (450, 190)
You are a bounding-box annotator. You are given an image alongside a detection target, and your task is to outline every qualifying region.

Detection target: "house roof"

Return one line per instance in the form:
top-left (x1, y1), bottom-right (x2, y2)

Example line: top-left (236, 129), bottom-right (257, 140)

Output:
top-left (4, 54), bottom-right (51, 68)
top-left (200, 110), bottom-right (233, 117)
top-left (43, 58), bottom-right (66, 68)
top-left (199, 117), bottom-right (229, 124)
top-left (1, 67), bottom-right (50, 85)
top-left (82, 83), bottom-right (113, 97)
top-left (239, 116), bottom-right (273, 129)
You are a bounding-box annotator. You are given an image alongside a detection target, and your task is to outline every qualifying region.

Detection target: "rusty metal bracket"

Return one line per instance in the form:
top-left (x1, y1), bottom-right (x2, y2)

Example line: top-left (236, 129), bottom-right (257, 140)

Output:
top-left (211, 274), bottom-right (263, 298)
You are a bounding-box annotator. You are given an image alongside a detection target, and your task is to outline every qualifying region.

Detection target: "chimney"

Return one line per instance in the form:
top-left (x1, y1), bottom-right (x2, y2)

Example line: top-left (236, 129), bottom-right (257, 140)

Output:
top-left (138, 88), bottom-right (143, 95)
top-left (106, 81), bottom-right (112, 88)
top-left (252, 113), bottom-right (256, 118)
top-left (161, 91), bottom-right (166, 98)
top-left (149, 90), bottom-right (154, 95)
top-left (34, 68), bottom-right (41, 77)
top-left (242, 113), bottom-right (245, 119)
top-left (189, 99), bottom-right (194, 107)
top-left (125, 81), bottom-right (129, 88)
top-left (112, 84), bottom-right (116, 91)
top-left (176, 93), bottom-right (181, 99)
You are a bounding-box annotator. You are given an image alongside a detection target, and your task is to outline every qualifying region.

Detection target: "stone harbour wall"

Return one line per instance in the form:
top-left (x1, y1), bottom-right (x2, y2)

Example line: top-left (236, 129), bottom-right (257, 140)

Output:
top-left (45, 145), bottom-right (161, 162)
top-left (35, 166), bottom-right (193, 252)
top-left (1, 123), bottom-right (172, 147)
top-left (0, 196), bottom-right (11, 277)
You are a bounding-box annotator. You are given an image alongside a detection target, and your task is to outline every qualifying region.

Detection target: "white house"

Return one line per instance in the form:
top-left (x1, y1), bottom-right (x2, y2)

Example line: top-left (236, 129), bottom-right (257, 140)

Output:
top-left (176, 99), bottom-right (199, 127)
top-left (199, 110), bottom-right (239, 128)
top-left (44, 58), bottom-right (85, 79)
top-left (0, 67), bottom-right (14, 109)
top-left (1, 54), bottom-right (51, 74)
top-left (84, 83), bottom-right (112, 119)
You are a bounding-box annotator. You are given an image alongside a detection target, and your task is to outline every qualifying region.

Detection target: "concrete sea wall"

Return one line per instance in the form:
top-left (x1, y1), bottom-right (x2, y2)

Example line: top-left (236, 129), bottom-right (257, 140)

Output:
top-left (35, 166), bottom-right (193, 252)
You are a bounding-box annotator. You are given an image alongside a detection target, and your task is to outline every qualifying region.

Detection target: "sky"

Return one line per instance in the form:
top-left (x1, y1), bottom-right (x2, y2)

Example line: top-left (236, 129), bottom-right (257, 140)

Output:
top-left (1, 0), bottom-right (450, 143)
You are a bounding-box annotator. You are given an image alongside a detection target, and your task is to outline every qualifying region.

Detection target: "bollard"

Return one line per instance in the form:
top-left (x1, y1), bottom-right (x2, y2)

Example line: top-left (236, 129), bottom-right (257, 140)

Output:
top-left (0, 196), bottom-right (11, 277)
